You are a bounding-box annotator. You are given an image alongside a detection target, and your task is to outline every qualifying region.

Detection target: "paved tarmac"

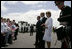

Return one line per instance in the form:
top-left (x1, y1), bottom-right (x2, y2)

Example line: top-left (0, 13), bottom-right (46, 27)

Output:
top-left (5, 32), bottom-right (61, 48)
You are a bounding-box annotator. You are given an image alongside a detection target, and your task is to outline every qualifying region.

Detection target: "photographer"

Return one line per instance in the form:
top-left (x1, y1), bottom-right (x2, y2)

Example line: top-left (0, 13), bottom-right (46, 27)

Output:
top-left (54, 1), bottom-right (71, 48)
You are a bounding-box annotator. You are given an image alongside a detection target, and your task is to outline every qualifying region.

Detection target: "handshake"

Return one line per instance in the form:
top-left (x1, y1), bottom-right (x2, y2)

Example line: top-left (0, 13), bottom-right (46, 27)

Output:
top-left (41, 23), bottom-right (45, 26)
top-left (41, 23), bottom-right (48, 29)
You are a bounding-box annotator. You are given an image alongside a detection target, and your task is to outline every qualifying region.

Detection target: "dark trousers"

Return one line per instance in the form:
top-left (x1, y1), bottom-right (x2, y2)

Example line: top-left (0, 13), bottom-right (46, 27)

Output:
top-left (35, 33), bottom-right (40, 48)
top-left (1, 34), bottom-right (6, 47)
top-left (30, 32), bottom-right (33, 36)
top-left (8, 34), bottom-right (12, 44)
top-left (61, 41), bottom-right (68, 48)
top-left (38, 33), bottom-right (45, 48)
top-left (14, 29), bottom-right (18, 40)
top-left (14, 34), bottom-right (17, 40)
top-left (35, 33), bottom-right (39, 44)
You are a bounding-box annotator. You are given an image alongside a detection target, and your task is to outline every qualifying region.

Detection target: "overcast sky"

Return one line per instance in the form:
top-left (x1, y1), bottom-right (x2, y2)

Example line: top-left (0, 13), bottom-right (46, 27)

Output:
top-left (1, 1), bottom-right (71, 27)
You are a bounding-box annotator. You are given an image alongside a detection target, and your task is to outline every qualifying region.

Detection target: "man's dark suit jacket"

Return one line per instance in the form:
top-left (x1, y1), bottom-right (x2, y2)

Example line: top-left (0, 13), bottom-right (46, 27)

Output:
top-left (41, 17), bottom-right (47, 32)
top-left (36, 20), bottom-right (42, 35)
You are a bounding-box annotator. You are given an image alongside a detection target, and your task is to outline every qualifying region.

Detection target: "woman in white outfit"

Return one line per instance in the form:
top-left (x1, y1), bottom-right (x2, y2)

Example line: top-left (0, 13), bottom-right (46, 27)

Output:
top-left (43, 11), bottom-right (53, 48)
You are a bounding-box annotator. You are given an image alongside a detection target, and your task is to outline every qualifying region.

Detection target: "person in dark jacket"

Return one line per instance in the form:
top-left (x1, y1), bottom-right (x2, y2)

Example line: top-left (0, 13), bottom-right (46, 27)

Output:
top-left (39, 12), bottom-right (47, 48)
top-left (54, 1), bottom-right (71, 48)
top-left (30, 25), bottom-right (34, 36)
top-left (34, 16), bottom-right (42, 48)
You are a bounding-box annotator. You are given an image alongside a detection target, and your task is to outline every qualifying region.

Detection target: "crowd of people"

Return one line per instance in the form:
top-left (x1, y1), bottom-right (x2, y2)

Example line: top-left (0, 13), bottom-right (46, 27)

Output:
top-left (34, 1), bottom-right (71, 48)
top-left (1, 1), bottom-right (71, 48)
top-left (1, 17), bottom-right (19, 48)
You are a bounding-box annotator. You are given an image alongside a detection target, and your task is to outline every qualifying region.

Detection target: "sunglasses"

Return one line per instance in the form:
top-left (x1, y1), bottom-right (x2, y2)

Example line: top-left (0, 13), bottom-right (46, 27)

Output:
top-left (55, 2), bottom-right (63, 6)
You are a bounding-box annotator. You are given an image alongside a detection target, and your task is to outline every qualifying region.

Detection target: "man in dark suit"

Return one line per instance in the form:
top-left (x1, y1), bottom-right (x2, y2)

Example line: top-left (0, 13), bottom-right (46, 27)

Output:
top-left (39, 12), bottom-right (47, 48)
top-left (34, 16), bottom-right (42, 48)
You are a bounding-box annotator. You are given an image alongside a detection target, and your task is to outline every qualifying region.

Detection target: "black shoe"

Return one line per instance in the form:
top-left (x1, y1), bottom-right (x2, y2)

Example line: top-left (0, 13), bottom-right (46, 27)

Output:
top-left (1, 45), bottom-right (8, 47)
top-left (5, 44), bottom-right (9, 46)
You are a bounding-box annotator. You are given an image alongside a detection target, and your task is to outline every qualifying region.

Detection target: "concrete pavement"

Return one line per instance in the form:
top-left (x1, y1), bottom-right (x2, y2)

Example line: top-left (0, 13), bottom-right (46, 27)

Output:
top-left (5, 32), bottom-right (61, 48)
